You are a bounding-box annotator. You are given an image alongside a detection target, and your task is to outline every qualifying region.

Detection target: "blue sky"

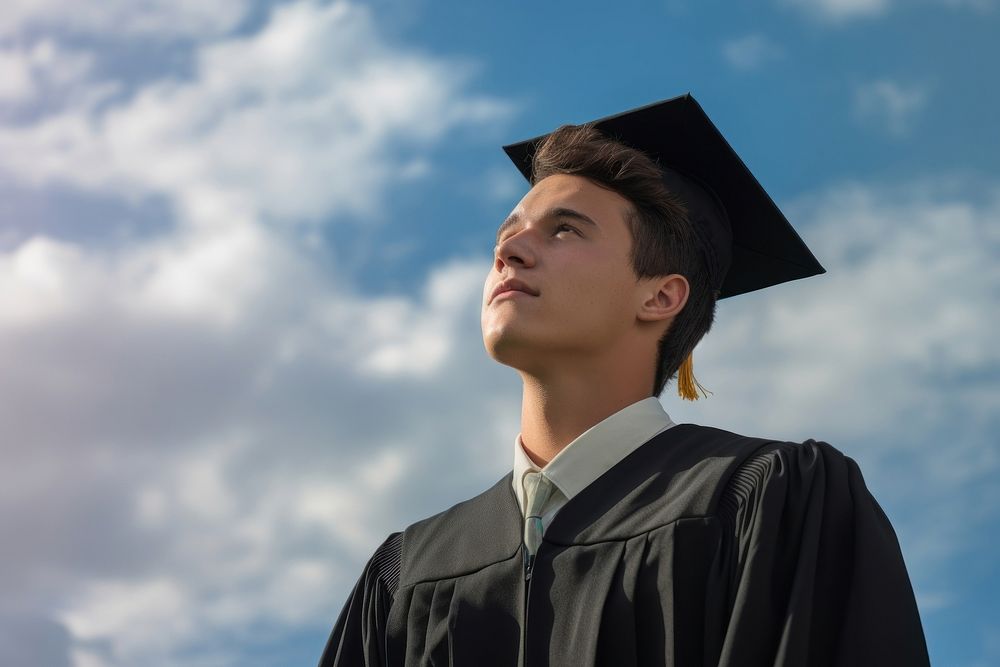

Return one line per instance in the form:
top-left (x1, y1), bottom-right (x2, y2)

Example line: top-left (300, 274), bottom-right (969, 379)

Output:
top-left (0, 1), bottom-right (997, 665)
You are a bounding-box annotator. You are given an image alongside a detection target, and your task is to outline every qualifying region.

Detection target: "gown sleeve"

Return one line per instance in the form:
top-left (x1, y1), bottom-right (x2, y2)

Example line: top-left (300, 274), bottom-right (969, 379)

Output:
top-left (714, 440), bottom-right (930, 667)
top-left (318, 531), bottom-right (403, 667)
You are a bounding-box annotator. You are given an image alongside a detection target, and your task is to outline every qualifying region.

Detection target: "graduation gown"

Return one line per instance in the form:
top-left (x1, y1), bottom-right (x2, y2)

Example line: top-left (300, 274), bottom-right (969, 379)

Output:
top-left (318, 423), bottom-right (930, 666)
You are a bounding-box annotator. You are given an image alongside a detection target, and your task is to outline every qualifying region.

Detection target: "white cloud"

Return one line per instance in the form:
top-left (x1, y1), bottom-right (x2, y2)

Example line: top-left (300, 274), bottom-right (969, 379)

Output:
top-left (722, 34), bottom-right (784, 71)
top-left (0, 50), bottom-right (35, 102)
top-left (62, 578), bottom-right (192, 658)
top-left (0, 40), bottom-right (99, 107)
top-left (0, 220), bottom-right (504, 664)
top-left (853, 79), bottom-right (929, 137)
top-left (0, 0), bottom-right (513, 225)
top-left (0, 0), bottom-right (250, 40)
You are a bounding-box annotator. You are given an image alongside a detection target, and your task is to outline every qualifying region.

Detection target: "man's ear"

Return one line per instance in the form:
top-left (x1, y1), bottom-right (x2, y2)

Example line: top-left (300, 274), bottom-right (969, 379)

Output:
top-left (636, 273), bottom-right (689, 323)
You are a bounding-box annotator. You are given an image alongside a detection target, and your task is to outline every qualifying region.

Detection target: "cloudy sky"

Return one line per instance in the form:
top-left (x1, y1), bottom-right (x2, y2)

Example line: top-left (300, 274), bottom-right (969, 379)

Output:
top-left (1, 0), bottom-right (997, 665)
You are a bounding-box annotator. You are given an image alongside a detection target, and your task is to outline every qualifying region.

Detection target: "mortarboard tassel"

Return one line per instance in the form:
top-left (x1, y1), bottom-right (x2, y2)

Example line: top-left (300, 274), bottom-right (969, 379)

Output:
top-left (677, 352), bottom-right (711, 401)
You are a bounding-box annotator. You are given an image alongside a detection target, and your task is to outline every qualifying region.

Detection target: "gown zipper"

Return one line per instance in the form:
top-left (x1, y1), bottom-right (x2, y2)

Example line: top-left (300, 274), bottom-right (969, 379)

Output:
top-left (522, 544), bottom-right (533, 667)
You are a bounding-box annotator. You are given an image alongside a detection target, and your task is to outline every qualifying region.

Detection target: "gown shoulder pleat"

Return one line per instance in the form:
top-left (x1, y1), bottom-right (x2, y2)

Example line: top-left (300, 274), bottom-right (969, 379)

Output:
top-left (317, 531), bottom-right (403, 667)
top-left (712, 439), bottom-right (930, 667)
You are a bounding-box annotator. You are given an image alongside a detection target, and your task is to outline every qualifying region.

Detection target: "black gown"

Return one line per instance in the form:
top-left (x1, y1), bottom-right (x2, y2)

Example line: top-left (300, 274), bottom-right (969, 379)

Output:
top-left (318, 423), bottom-right (930, 666)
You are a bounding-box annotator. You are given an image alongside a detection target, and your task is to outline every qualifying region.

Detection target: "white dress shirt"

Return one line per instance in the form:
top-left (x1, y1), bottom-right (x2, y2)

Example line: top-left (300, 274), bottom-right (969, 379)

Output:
top-left (512, 396), bottom-right (676, 534)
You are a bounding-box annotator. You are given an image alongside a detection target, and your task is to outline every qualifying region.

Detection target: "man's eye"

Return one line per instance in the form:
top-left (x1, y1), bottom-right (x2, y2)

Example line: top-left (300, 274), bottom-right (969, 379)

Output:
top-left (555, 224), bottom-right (578, 235)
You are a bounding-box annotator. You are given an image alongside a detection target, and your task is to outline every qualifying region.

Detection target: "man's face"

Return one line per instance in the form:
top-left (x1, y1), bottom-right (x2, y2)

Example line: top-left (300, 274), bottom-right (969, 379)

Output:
top-left (481, 173), bottom-right (644, 372)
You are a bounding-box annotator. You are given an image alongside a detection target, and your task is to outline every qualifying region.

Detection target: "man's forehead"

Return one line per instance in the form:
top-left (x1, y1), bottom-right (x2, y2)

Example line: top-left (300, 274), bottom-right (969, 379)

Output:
top-left (508, 174), bottom-right (630, 219)
top-left (525, 172), bottom-right (603, 199)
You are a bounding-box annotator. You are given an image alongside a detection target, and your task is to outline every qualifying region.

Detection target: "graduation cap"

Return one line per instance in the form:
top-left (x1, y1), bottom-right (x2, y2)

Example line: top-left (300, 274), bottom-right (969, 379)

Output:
top-left (501, 92), bottom-right (825, 399)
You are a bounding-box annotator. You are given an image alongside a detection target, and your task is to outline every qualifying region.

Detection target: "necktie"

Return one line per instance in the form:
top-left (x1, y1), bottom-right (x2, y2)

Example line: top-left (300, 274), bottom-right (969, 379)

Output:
top-left (522, 470), bottom-right (556, 580)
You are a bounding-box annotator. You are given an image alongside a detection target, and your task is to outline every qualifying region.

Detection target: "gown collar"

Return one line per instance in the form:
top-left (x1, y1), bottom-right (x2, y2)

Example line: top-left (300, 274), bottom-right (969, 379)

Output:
top-left (511, 396), bottom-right (675, 511)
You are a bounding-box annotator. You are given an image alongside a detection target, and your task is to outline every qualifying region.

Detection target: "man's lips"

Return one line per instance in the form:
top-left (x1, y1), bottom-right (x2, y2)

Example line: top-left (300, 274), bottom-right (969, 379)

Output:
top-left (493, 289), bottom-right (533, 301)
top-left (490, 278), bottom-right (539, 304)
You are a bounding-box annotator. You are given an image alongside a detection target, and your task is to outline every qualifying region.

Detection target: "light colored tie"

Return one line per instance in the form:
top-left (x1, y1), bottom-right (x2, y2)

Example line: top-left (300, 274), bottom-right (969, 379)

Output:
top-left (522, 471), bottom-right (556, 580)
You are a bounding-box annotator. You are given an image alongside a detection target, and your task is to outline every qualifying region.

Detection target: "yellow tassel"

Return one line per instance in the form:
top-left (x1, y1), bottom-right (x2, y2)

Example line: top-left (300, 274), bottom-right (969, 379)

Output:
top-left (677, 352), bottom-right (711, 401)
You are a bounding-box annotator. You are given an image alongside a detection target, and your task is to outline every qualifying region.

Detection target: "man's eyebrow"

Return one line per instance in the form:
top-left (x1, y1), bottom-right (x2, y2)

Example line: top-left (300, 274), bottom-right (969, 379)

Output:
top-left (495, 207), bottom-right (599, 245)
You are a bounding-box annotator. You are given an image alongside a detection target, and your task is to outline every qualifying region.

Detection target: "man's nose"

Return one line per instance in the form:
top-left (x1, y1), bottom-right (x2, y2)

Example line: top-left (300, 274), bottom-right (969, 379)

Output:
top-left (494, 229), bottom-right (537, 269)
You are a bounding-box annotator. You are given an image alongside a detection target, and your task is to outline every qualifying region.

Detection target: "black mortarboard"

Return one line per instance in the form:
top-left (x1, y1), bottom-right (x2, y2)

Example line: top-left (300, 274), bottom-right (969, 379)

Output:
top-left (501, 92), bottom-right (825, 300)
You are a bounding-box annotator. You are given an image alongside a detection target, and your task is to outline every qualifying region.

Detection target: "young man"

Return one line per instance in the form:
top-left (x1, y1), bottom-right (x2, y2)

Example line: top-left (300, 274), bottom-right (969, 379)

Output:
top-left (319, 94), bottom-right (930, 666)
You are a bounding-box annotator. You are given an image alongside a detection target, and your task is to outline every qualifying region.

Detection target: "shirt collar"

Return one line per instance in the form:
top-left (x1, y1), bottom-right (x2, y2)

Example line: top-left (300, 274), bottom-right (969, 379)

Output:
top-left (511, 396), bottom-right (675, 511)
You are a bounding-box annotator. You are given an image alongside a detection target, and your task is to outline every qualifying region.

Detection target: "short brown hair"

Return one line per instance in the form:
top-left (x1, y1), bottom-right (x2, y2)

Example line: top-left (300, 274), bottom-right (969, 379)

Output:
top-left (530, 123), bottom-right (718, 397)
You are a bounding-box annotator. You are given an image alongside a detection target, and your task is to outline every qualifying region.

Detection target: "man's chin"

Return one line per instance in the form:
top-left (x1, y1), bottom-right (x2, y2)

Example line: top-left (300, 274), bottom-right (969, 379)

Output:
top-left (484, 335), bottom-right (572, 371)
top-left (484, 336), bottom-right (533, 365)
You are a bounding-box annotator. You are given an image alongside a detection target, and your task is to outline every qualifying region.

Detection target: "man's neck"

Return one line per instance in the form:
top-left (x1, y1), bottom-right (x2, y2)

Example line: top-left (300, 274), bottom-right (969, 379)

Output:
top-left (518, 371), bottom-right (651, 468)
